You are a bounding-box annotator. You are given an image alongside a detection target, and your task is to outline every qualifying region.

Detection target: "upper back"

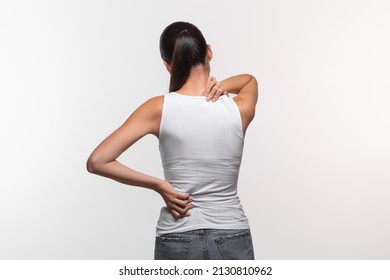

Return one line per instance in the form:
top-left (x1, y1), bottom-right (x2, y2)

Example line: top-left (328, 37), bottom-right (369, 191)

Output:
top-left (159, 92), bottom-right (244, 159)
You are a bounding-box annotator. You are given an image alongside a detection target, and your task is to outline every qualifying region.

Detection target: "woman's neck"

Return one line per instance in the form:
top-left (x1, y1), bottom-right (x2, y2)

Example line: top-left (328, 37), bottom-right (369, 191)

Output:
top-left (176, 64), bottom-right (210, 96)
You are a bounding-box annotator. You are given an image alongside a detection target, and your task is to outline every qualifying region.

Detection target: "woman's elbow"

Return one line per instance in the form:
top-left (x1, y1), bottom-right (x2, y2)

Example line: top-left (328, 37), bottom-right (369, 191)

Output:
top-left (86, 155), bottom-right (100, 174)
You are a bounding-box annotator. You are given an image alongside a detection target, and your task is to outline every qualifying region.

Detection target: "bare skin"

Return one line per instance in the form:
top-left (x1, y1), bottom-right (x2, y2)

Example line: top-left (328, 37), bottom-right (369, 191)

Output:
top-left (86, 48), bottom-right (258, 219)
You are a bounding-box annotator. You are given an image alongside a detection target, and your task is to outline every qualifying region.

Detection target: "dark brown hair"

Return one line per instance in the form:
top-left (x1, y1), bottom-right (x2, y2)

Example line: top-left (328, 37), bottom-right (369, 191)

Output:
top-left (159, 21), bottom-right (208, 92)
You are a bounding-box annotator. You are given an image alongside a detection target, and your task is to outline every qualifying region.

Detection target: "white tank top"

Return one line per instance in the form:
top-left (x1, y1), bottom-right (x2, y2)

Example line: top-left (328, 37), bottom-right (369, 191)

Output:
top-left (156, 92), bottom-right (250, 236)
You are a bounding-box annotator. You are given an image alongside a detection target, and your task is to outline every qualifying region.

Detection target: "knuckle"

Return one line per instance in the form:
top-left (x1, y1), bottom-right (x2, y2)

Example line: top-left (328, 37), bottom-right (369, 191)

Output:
top-left (172, 212), bottom-right (180, 218)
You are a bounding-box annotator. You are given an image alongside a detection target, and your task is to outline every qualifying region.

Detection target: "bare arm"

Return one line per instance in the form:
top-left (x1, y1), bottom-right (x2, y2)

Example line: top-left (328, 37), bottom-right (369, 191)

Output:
top-left (86, 96), bottom-right (193, 218)
top-left (225, 74), bottom-right (258, 134)
top-left (206, 74), bottom-right (258, 135)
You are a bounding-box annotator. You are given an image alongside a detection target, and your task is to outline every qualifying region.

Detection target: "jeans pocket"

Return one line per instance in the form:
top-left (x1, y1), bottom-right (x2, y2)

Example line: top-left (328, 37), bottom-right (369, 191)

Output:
top-left (214, 230), bottom-right (255, 260)
top-left (154, 236), bottom-right (192, 260)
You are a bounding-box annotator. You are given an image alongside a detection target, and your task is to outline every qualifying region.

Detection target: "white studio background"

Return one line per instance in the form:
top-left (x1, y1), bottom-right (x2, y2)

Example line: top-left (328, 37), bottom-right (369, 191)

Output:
top-left (0, 0), bottom-right (389, 259)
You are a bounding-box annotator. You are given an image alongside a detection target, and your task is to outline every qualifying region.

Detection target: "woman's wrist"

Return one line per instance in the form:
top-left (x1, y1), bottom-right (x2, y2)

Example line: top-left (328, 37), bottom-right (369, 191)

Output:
top-left (153, 178), bottom-right (166, 194)
top-left (221, 74), bottom-right (254, 94)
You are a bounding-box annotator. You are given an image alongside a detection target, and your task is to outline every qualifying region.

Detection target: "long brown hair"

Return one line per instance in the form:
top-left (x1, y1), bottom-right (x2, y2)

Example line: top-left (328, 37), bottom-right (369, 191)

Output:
top-left (159, 22), bottom-right (208, 92)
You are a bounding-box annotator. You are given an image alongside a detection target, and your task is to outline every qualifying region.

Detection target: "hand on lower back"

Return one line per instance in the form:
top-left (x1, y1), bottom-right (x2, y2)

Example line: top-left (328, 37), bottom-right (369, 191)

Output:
top-left (157, 180), bottom-right (193, 219)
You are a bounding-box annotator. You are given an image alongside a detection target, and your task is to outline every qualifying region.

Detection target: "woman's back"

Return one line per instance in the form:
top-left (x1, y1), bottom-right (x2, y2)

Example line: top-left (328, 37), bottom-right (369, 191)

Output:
top-left (157, 92), bottom-right (250, 236)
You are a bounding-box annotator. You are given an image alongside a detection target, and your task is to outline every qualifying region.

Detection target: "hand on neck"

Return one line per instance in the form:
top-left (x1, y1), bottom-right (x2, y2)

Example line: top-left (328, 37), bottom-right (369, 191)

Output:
top-left (175, 64), bottom-right (211, 96)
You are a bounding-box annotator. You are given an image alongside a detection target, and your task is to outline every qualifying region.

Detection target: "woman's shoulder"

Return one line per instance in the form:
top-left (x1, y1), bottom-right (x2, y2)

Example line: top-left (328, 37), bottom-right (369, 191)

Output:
top-left (127, 95), bottom-right (165, 137)
top-left (135, 95), bottom-right (164, 119)
top-left (146, 94), bottom-right (165, 105)
top-left (139, 94), bottom-right (164, 107)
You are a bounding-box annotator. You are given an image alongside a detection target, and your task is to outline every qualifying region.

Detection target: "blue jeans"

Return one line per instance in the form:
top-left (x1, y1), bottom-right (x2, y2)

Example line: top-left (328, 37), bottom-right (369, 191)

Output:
top-left (154, 229), bottom-right (255, 260)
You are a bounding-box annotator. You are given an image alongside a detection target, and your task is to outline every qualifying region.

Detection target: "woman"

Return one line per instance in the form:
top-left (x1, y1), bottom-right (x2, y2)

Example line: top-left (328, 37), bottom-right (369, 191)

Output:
top-left (87, 21), bottom-right (258, 260)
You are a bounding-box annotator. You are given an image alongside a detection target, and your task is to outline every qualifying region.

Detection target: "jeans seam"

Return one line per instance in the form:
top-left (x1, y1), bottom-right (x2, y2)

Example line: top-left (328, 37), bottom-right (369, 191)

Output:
top-left (214, 230), bottom-right (251, 244)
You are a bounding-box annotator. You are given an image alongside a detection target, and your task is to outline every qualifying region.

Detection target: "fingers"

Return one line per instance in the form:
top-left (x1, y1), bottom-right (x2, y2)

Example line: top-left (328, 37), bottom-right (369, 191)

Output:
top-left (158, 180), bottom-right (194, 219)
top-left (175, 191), bottom-right (191, 201)
top-left (204, 76), bottom-right (216, 97)
top-left (209, 86), bottom-right (226, 102)
top-left (171, 195), bottom-right (193, 218)
top-left (204, 76), bottom-right (227, 102)
top-left (166, 192), bottom-right (194, 219)
top-left (170, 208), bottom-right (191, 219)
top-left (206, 78), bottom-right (219, 101)
top-left (174, 196), bottom-right (192, 208)
top-left (169, 202), bottom-right (194, 219)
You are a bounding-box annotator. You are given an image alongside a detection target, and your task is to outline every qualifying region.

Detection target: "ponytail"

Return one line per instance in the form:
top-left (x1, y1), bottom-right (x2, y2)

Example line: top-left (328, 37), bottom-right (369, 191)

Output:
top-left (159, 22), bottom-right (208, 92)
top-left (170, 31), bottom-right (195, 92)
